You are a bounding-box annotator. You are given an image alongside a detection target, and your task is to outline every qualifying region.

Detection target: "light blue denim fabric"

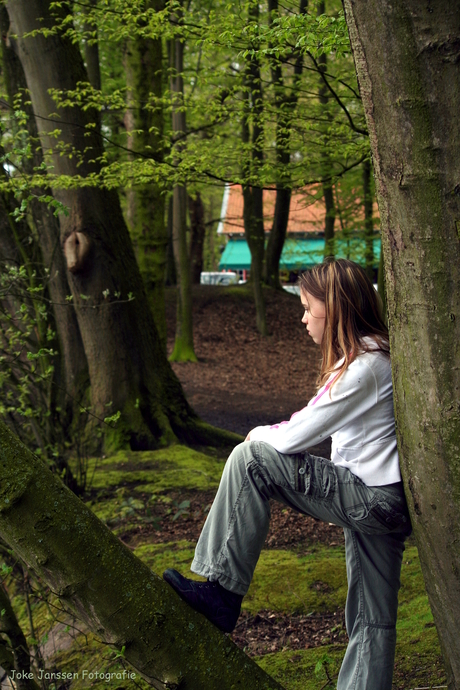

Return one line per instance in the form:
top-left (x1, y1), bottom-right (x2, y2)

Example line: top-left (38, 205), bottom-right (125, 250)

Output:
top-left (191, 441), bottom-right (411, 690)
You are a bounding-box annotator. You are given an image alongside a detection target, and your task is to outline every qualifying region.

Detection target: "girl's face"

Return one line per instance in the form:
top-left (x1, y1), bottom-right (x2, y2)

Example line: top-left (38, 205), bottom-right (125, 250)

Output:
top-left (301, 291), bottom-right (326, 345)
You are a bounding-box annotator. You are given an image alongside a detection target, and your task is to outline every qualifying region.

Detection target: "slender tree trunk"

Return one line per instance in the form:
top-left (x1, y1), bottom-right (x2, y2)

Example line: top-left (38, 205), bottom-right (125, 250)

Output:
top-left (5, 0), bottom-right (231, 448)
top-left (242, 1), bottom-right (267, 336)
top-left (343, 1), bottom-right (460, 686)
top-left (265, 0), bottom-right (289, 291)
top-left (0, 585), bottom-right (40, 690)
top-left (189, 192), bottom-right (206, 284)
top-left (317, 1), bottom-right (336, 260)
top-left (169, 9), bottom-right (197, 362)
top-left (0, 422), bottom-right (283, 690)
top-left (124, 0), bottom-right (168, 351)
top-left (264, 0), bottom-right (308, 289)
top-left (362, 158), bottom-right (374, 281)
top-left (82, 0), bottom-right (101, 92)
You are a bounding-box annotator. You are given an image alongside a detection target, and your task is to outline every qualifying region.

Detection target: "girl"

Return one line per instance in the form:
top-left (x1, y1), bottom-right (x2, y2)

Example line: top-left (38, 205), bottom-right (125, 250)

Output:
top-left (164, 259), bottom-right (411, 690)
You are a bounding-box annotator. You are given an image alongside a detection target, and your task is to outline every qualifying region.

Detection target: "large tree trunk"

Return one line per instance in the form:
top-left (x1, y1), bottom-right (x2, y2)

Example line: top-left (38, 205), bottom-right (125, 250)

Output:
top-left (343, 1), bottom-right (460, 686)
top-left (5, 0), bottom-right (229, 448)
top-left (0, 421), bottom-right (283, 690)
top-left (0, 5), bottom-right (88, 407)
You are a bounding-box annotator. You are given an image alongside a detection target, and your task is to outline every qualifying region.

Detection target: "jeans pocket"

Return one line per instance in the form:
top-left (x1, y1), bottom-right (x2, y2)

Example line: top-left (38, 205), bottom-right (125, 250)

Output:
top-left (370, 500), bottom-right (409, 531)
top-left (346, 503), bottom-right (371, 522)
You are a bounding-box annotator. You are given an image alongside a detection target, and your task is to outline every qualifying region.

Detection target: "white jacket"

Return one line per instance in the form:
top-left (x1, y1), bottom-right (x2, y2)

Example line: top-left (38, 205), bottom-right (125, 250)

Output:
top-left (249, 344), bottom-right (401, 486)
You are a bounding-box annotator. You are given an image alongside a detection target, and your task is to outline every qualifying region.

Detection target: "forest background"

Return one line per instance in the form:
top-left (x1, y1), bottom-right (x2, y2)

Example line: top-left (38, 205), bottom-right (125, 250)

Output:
top-left (0, 0), bottom-right (458, 689)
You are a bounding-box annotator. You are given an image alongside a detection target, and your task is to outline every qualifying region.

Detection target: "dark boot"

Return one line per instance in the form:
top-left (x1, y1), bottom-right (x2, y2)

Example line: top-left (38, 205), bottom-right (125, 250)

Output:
top-left (163, 569), bottom-right (243, 633)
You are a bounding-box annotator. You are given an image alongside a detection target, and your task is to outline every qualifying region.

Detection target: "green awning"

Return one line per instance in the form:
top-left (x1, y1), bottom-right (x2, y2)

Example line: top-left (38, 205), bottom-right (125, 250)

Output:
top-left (219, 237), bottom-right (381, 271)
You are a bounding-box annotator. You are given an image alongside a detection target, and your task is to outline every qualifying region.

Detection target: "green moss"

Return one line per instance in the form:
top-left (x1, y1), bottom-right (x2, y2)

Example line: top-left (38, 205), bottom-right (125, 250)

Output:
top-left (246, 547), bottom-right (347, 615)
top-left (257, 645), bottom-right (345, 690)
top-left (49, 632), bottom-right (152, 690)
top-left (134, 541), bottom-right (197, 575)
top-left (77, 444), bottom-right (224, 494)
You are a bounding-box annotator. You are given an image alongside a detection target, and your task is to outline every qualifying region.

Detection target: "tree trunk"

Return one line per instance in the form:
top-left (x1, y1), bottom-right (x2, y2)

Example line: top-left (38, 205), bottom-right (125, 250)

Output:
top-left (189, 192), bottom-right (206, 284)
top-left (5, 0), bottom-right (232, 449)
top-left (169, 11), bottom-right (197, 363)
top-left (343, 1), bottom-right (460, 686)
top-left (0, 421), bottom-right (283, 690)
top-left (317, 2), bottom-right (336, 260)
top-left (124, 0), bottom-right (168, 351)
top-left (82, 0), bottom-right (101, 92)
top-left (265, 0), bottom-right (307, 290)
top-left (0, 5), bottom-right (88, 408)
top-left (242, 1), bottom-right (267, 336)
top-left (0, 585), bottom-right (41, 690)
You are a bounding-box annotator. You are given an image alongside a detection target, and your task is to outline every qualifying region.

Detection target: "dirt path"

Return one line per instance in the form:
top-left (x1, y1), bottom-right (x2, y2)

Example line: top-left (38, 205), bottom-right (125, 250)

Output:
top-left (166, 284), bottom-right (331, 458)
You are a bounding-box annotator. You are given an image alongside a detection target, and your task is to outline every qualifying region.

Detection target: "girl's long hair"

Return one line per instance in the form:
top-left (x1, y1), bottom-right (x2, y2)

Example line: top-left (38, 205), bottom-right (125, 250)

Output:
top-left (298, 259), bottom-right (389, 389)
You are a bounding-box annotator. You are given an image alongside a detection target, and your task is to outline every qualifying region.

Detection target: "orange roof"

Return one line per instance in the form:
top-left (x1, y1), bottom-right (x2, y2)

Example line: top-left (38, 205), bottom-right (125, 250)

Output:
top-left (218, 184), bottom-right (380, 236)
top-left (219, 184), bottom-right (325, 235)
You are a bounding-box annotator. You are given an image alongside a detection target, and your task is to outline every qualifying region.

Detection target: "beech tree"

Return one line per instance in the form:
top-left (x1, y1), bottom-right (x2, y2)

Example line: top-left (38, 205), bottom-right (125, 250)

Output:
top-left (3, 0), bottom-right (235, 449)
top-left (343, 0), bottom-right (460, 686)
top-left (0, 421), bottom-right (282, 690)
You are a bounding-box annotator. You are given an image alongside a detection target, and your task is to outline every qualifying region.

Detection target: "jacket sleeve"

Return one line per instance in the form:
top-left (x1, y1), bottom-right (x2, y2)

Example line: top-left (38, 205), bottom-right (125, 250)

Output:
top-left (249, 358), bottom-right (378, 454)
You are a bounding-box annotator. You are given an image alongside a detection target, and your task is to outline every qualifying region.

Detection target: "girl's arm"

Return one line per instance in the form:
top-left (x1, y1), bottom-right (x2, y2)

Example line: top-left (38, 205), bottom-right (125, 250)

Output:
top-left (248, 357), bottom-right (379, 454)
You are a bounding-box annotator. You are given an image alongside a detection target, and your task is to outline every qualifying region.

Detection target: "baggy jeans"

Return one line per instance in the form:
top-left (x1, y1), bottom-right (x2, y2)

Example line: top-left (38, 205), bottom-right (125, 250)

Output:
top-left (191, 441), bottom-right (412, 690)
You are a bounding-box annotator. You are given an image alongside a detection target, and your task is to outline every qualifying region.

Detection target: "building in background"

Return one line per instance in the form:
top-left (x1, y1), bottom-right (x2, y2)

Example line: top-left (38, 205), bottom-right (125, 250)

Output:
top-left (217, 185), bottom-right (380, 282)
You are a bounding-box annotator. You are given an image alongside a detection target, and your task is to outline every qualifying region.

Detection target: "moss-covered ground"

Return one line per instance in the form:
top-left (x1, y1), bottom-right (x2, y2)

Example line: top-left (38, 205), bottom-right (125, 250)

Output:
top-left (3, 446), bottom-right (447, 689)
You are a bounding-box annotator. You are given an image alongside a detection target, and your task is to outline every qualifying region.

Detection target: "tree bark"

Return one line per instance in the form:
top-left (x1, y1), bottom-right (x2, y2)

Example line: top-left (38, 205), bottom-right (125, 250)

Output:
top-left (0, 421), bottom-right (283, 690)
top-left (362, 158), bottom-right (374, 281)
top-left (343, 1), bottom-right (460, 686)
top-left (5, 0), bottom-right (231, 448)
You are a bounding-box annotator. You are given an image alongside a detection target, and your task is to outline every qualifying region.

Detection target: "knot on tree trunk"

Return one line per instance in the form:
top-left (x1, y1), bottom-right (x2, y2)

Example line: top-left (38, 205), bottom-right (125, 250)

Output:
top-left (63, 231), bottom-right (92, 273)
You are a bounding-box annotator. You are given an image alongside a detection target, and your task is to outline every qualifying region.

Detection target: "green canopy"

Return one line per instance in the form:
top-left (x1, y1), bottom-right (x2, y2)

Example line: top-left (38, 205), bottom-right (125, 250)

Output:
top-left (219, 237), bottom-right (381, 271)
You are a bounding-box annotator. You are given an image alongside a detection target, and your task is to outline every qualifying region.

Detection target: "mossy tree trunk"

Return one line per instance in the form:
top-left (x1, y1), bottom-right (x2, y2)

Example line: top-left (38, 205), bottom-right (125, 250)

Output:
top-left (0, 421), bottom-right (283, 690)
top-left (343, 1), bottom-right (460, 686)
top-left (169, 6), bottom-right (197, 363)
top-left (124, 0), bottom-right (168, 351)
top-left (5, 0), bottom-right (231, 449)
